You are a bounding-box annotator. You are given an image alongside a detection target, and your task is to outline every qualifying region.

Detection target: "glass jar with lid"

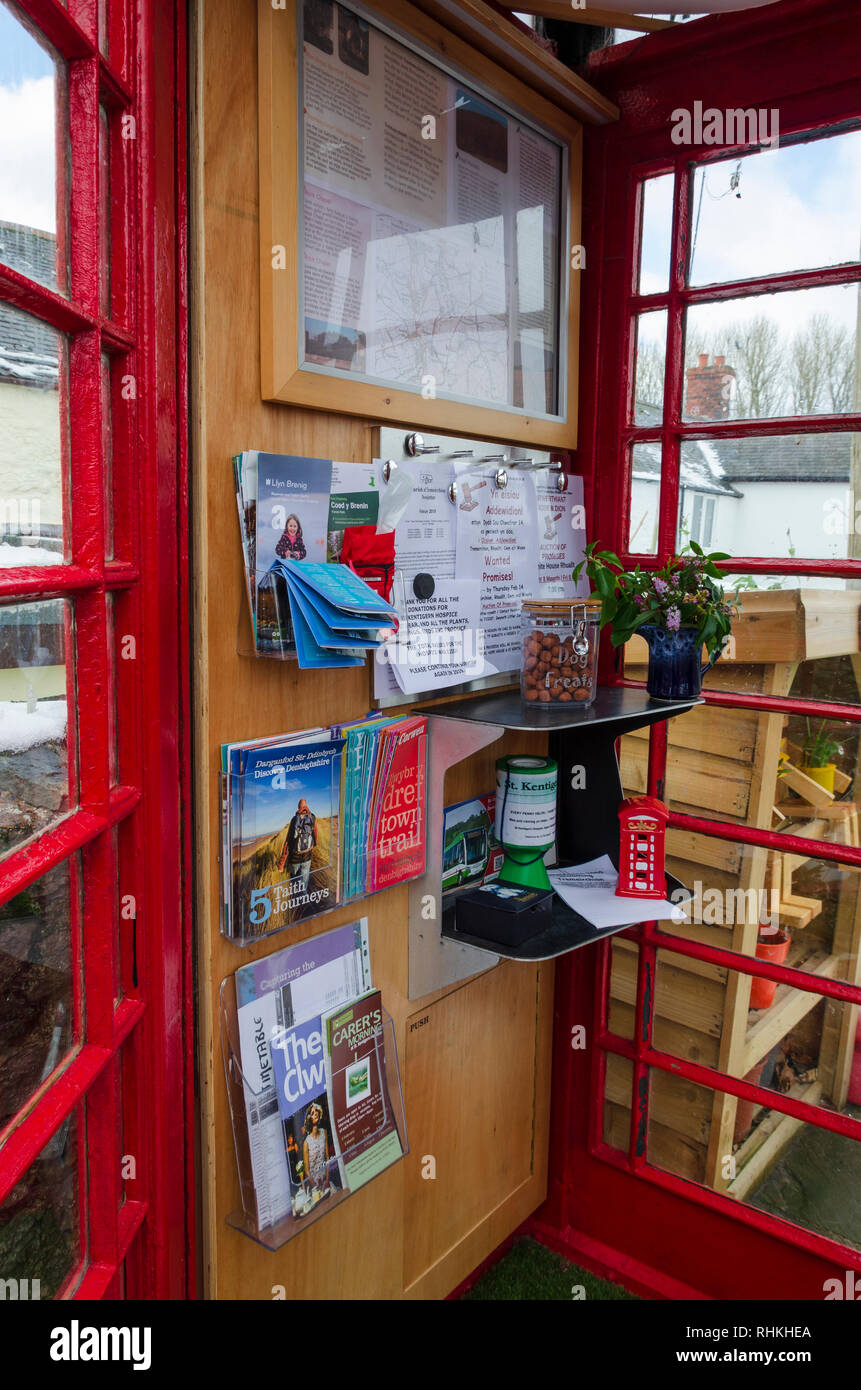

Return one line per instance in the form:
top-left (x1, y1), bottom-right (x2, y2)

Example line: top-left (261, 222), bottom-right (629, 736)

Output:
top-left (520, 600), bottom-right (601, 706)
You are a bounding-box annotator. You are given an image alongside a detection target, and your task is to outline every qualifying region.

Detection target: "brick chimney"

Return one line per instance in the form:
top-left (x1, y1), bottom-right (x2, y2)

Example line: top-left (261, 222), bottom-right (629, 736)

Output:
top-left (685, 353), bottom-right (736, 420)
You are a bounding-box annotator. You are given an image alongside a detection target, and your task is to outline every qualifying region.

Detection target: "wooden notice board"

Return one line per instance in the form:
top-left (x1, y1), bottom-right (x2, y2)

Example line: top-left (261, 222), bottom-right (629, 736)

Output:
top-left (190, 0), bottom-right (609, 1299)
top-left (258, 0), bottom-right (588, 447)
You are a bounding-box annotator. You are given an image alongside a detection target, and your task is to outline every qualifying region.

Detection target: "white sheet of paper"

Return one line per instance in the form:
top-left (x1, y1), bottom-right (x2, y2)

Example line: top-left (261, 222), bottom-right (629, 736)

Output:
top-left (535, 473), bottom-right (588, 598)
top-left (548, 854), bottom-right (686, 931)
top-left (454, 465), bottom-right (538, 674)
top-left (373, 457), bottom-right (457, 699)
top-left (388, 578), bottom-right (485, 694)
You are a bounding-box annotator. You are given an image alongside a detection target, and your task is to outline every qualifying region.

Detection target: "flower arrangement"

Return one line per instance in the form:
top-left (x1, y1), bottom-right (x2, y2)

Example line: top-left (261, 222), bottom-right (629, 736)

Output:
top-left (572, 541), bottom-right (735, 657)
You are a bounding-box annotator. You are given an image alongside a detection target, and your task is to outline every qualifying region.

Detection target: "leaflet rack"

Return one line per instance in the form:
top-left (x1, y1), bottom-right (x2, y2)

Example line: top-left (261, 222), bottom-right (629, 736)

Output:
top-left (219, 974), bottom-right (409, 1252)
top-left (219, 720), bottom-right (428, 945)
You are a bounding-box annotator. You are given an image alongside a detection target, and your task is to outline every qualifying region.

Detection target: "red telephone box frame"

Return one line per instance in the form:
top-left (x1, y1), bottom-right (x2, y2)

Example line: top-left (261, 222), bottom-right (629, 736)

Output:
top-left (532, 0), bottom-right (861, 1299)
top-left (0, 0), bottom-right (191, 1299)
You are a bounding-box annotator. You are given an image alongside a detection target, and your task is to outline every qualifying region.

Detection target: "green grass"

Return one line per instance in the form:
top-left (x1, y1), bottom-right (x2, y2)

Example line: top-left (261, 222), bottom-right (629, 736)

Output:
top-left (462, 1237), bottom-right (639, 1301)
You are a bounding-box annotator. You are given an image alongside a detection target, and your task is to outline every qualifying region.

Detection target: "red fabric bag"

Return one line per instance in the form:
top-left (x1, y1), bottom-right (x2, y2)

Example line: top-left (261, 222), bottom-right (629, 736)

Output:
top-left (339, 525), bottom-right (396, 601)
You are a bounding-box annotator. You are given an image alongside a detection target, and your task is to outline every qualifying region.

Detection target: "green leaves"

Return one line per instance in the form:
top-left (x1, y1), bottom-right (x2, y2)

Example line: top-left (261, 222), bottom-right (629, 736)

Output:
top-left (574, 541), bottom-right (736, 658)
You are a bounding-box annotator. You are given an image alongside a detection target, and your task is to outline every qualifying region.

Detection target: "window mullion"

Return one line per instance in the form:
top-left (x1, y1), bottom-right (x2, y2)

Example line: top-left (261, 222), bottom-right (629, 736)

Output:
top-left (656, 160), bottom-right (689, 561)
top-left (84, 1065), bottom-right (120, 1269)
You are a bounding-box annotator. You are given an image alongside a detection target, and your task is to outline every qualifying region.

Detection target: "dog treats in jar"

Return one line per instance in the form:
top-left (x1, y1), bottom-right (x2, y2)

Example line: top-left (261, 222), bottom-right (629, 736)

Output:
top-left (520, 600), bottom-right (600, 707)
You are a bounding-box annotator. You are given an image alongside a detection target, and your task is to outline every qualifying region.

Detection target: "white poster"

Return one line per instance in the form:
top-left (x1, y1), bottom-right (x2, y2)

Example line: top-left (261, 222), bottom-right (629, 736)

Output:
top-left (534, 473), bottom-right (588, 597)
top-left (454, 464), bottom-right (539, 674)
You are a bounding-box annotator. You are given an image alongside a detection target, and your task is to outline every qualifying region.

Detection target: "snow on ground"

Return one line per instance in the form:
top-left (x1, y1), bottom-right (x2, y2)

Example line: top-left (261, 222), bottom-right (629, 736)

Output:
top-left (0, 542), bottom-right (62, 566)
top-left (0, 698), bottom-right (66, 751)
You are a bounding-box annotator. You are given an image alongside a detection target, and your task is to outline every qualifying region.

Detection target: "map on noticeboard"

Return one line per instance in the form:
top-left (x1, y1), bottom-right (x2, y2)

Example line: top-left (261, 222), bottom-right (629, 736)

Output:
top-left (299, 0), bottom-right (566, 417)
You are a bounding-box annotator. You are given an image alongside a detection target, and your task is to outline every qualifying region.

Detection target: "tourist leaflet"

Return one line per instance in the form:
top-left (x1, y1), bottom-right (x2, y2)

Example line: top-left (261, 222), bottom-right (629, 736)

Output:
top-left (321, 988), bottom-right (402, 1193)
top-left (221, 714), bottom-right (427, 941)
top-left (232, 451), bottom-right (396, 665)
top-left (234, 920), bottom-right (372, 1231)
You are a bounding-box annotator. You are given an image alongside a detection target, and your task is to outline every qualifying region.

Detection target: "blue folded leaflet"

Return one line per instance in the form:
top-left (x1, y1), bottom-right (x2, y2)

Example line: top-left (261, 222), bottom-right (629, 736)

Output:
top-left (287, 578), bottom-right (383, 652)
top-left (267, 558), bottom-right (397, 670)
top-left (289, 595), bottom-right (366, 669)
top-left (272, 558), bottom-right (397, 622)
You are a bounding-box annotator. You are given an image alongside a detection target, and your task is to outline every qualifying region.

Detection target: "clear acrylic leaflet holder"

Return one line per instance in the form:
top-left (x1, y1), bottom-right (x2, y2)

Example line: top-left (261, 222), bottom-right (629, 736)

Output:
top-left (237, 559), bottom-right (298, 660)
top-left (219, 724), bottom-right (427, 945)
top-left (219, 973), bottom-right (408, 1251)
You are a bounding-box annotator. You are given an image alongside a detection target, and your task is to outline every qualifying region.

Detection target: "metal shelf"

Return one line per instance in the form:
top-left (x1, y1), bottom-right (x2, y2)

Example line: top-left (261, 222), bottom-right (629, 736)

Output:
top-left (442, 871), bottom-right (691, 962)
top-left (414, 685), bottom-right (701, 733)
top-left (408, 684), bottom-right (701, 999)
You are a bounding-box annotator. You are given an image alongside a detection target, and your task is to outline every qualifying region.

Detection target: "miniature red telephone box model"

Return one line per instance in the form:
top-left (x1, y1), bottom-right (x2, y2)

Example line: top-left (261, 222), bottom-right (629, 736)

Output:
top-left (616, 797), bottom-right (668, 900)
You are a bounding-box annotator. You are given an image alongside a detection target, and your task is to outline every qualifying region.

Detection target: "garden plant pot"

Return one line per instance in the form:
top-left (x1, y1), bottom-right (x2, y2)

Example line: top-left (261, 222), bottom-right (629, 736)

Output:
top-left (639, 624), bottom-right (721, 701)
top-left (801, 763), bottom-right (836, 794)
top-left (733, 1057), bottom-right (768, 1146)
top-left (750, 929), bottom-right (791, 1010)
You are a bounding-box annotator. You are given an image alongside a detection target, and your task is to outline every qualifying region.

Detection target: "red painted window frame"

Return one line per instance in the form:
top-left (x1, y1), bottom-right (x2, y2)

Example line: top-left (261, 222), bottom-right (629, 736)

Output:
top-left (537, 0), bottom-right (861, 1299)
top-left (0, 0), bottom-right (191, 1299)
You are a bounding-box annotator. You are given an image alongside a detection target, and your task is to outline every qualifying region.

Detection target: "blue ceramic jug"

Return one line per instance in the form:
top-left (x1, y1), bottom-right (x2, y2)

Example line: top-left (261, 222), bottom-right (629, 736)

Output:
top-left (640, 624), bottom-right (721, 700)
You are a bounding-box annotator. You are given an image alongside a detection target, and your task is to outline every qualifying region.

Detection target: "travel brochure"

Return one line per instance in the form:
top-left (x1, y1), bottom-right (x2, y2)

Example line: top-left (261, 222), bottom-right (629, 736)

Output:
top-left (233, 450), bottom-right (395, 665)
top-left (232, 919), bottom-right (402, 1234)
top-left (221, 713), bottom-right (427, 942)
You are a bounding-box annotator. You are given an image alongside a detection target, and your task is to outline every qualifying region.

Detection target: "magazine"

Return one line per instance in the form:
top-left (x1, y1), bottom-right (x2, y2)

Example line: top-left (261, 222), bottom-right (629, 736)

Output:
top-left (235, 919), bottom-right (371, 1231)
top-left (321, 988), bottom-right (402, 1193)
top-left (367, 716), bottom-right (427, 892)
top-left (270, 1014), bottom-right (346, 1220)
top-left (222, 714), bottom-right (428, 940)
top-left (327, 461), bottom-right (380, 563)
top-left (231, 734), bottom-right (344, 939)
top-left (254, 453), bottom-right (332, 656)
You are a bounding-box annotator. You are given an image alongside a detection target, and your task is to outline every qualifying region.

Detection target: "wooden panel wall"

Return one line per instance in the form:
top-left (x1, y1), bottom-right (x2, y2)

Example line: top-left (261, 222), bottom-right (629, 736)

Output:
top-left (190, 0), bottom-right (556, 1300)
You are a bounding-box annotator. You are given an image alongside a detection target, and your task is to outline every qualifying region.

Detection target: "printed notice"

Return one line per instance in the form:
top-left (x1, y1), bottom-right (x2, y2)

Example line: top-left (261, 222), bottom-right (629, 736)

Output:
top-left (387, 579), bottom-right (484, 695)
top-left (535, 472), bottom-right (588, 597)
top-left (455, 465), bottom-right (538, 673)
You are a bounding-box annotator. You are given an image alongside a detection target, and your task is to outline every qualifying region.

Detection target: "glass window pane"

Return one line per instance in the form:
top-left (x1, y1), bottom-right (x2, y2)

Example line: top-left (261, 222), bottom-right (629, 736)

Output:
top-left (633, 309), bottom-right (666, 424)
top-left (653, 952), bottom-right (861, 1128)
top-left (689, 130), bottom-right (861, 288)
top-left (603, 1051), bottom-right (633, 1152)
top-left (106, 593), bottom-right (117, 782)
top-left (0, 598), bottom-right (74, 857)
top-left (629, 442), bottom-right (660, 554)
top-left (0, 0), bottom-right (68, 295)
top-left (616, 810), bottom-right (861, 990)
top-left (300, 2), bottom-right (564, 415)
top-left (0, 303), bottom-right (68, 564)
top-left (98, 0), bottom-right (110, 57)
top-left (0, 1109), bottom-right (81, 1296)
top-left (684, 284), bottom-right (861, 422)
top-left (0, 856), bottom-right (77, 1131)
top-left (677, 434), bottom-right (861, 561)
top-left (608, 938), bottom-right (637, 1041)
top-left (99, 106), bottom-right (111, 317)
top-left (102, 352), bottom-right (113, 559)
top-left (644, 1066), bottom-right (861, 1252)
top-left (639, 173), bottom-right (673, 294)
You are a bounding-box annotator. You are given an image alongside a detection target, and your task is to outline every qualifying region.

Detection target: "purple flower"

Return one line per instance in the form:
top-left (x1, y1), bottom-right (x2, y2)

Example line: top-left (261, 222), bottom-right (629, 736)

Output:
top-left (666, 606), bottom-right (681, 631)
top-left (634, 593), bottom-right (647, 608)
top-left (653, 577), bottom-right (669, 596)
